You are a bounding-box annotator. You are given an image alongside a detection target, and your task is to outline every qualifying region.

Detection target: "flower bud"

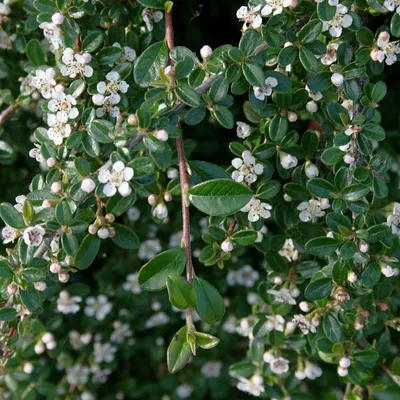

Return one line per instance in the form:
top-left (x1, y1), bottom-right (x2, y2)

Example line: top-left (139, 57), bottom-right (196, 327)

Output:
top-left (347, 271), bottom-right (357, 283)
top-left (50, 262), bottom-right (61, 273)
top-left (343, 154), bottom-right (355, 165)
top-left (108, 227), bottom-right (116, 238)
top-left (354, 320), bottom-right (364, 330)
top-left (164, 192), bottom-right (172, 202)
top-left (359, 241), bottom-right (369, 253)
top-left (339, 357), bottom-right (351, 368)
top-left (288, 111), bottom-right (298, 122)
top-left (46, 340), bottom-right (56, 350)
top-left (42, 332), bottom-right (54, 344)
top-left (273, 276), bottom-right (283, 285)
top-left (299, 301), bottom-right (310, 312)
top-left (305, 161), bottom-right (319, 178)
top-left (88, 224), bottom-right (98, 235)
top-left (263, 351), bottom-right (274, 363)
top-left (46, 157), bottom-right (56, 167)
top-left (127, 114), bottom-right (138, 126)
top-left (164, 65), bottom-right (175, 78)
top-left (167, 168), bottom-right (178, 179)
top-left (97, 227), bottom-right (110, 239)
top-left (284, 41), bottom-right (293, 48)
top-left (51, 182), bottom-right (62, 194)
top-left (295, 370), bottom-right (306, 380)
top-left (156, 129), bottom-right (168, 142)
top-left (283, 193), bottom-right (292, 202)
top-left (153, 203), bottom-right (168, 219)
top-left (105, 213), bottom-right (115, 223)
top-left (221, 239), bottom-right (233, 253)
top-left (279, 152), bottom-right (298, 170)
top-left (200, 45), bottom-right (213, 59)
top-left (147, 194), bottom-right (157, 206)
top-left (7, 283), bottom-right (17, 295)
top-left (42, 200), bottom-right (52, 208)
top-left (370, 48), bottom-right (380, 61)
top-left (337, 366), bottom-right (349, 377)
top-left (58, 271), bottom-right (69, 283)
top-left (51, 12), bottom-right (64, 25)
top-left (23, 363), bottom-right (34, 374)
top-left (379, 303), bottom-right (389, 311)
top-left (34, 342), bottom-right (45, 354)
top-left (291, 287), bottom-right (300, 297)
top-left (381, 264), bottom-right (394, 277)
top-left (331, 73), bottom-right (344, 87)
top-left (81, 178), bottom-right (96, 193)
top-left (34, 281), bottom-right (47, 291)
top-left (306, 101), bottom-right (318, 113)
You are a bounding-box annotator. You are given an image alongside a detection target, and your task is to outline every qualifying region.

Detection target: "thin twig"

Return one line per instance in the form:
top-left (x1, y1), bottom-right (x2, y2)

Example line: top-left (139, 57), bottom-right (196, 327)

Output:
top-left (0, 104), bottom-right (17, 126)
top-left (165, 5), bottom-right (195, 330)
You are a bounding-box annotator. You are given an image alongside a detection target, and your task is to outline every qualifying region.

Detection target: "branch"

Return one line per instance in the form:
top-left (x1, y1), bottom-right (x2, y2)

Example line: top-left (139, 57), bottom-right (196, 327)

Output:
top-left (165, 5), bottom-right (195, 330)
top-left (0, 104), bottom-right (17, 126)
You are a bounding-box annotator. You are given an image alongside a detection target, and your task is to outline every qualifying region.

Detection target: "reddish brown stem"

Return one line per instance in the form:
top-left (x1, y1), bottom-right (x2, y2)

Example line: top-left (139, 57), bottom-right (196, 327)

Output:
top-left (0, 104), bottom-right (16, 126)
top-left (165, 6), bottom-right (195, 327)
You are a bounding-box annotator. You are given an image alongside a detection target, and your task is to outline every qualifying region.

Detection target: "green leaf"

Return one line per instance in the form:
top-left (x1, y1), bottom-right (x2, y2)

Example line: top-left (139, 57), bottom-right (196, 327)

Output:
top-left (209, 76), bottom-right (229, 103)
top-left (302, 130), bottom-right (319, 156)
top-left (391, 12), bottom-right (400, 38)
top-left (307, 178), bottom-right (338, 198)
top-left (298, 19), bottom-right (323, 44)
top-left (230, 230), bottom-right (258, 246)
top-left (189, 161), bottom-right (230, 185)
top-left (317, 0), bottom-right (336, 21)
top-left (26, 39), bottom-right (45, 66)
top-left (371, 81), bottom-right (387, 103)
top-left (96, 46), bottom-right (122, 65)
top-left (341, 184), bottom-right (369, 202)
top-left (323, 313), bottom-right (345, 343)
top-left (188, 179), bottom-right (252, 216)
top-left (305, 237), bottom-right (341, 256)
top-left (0, 307), bottom-right (17, 321)
top-left (167, 325), bottom-right (191, 373)
top-left (88, 119), bottom-right (114, 143)
top-left (194, 277), bottom-right (225, 324)
top-left (353, 349), bottom-right (379, 365)
top-left (0, 260), bottom-right (13, 278)
top-left (307, 72), bottom-right (332, 92)
top-left (321, 147), bottom-right (345, 165)
top-left (362, 123), bottom-right (385, 142)
top-left (269, 115), bottom-right (288, 142)
top-left (278, 46), bottom-right (298, 67)
top-left (243, 62), bottom-right (265, 86)
top-left (137, 0), bottom-right (165, 9)
top-left (299, 47), bottom-right (321, 73)
top-left (175, 86), bottom-right (202, 108)
top-left (0, 203), bottom-right (25, 229)
top-left (305, 278), bottom-right (333, 301)
top-left (184, 107), bottom-right (206, 125)
top-left (326, 212), bottom-right (352, 233)
top-left (167, 275), bottom-right (196, 310)
top-left (138, 248), bottom-right (186, 291)
top-left (20, 285), bottom-right (42, 311)
top-left (74, 234), bottom-right (101, 270)
top-left (360, 262), bottom-right (381, 287)
top-left (194, 331), bottom-right (220, 349)
top-left (366, 224), bottom-right (390, 243)
top-left (134, 41), bottom-right (169, 87)
top-left (213, 105), bottom-right (234, 129)
top-left (82, 31), bottom-right (104, 53)
top-left (112, 223), bottom-right (140, 249)
top-left (256, 180), bottom-right (280, 200)
top-left (265, 71), bottom-right (292, 93)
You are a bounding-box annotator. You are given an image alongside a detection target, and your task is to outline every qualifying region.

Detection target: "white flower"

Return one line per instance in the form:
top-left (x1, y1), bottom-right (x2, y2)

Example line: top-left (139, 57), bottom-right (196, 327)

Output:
top-left (371, 31), bottom-right (400, 65)
top-left (142, 8), bottom-right (163, 31)
top-left (322, 5), bottom-right (353, 37)
top-left (221, 239), bottom-right (233, 253)
top-left (201, 361), bottom-right (222, 378)
top-left (93, 342), bottom-right (117, 363)
top-left (84, 295), bottom-right (112, 321)
top-left (200, 45), bottom-right (213, 59)
top-left (48, 86), bottom-right (79, 122)
top-left (279, 151), bottom-right (298, 169)
top-left (267, 288), bottom-right (296, 305)
top-left (98, 161), bottom-right (134, 197)
top-left (381, 264), bottom-right (394, 277)
top-left (47, 114), bottom-right (72, 145)
top-left (270, 357), bottom-right (290, 375)
top-left (97, 71), bottom-right (129, 98)
top-left (320, 42), bottom-right (339, 65)
top-left (66, 364), bottom-right (90, 385)
top-left (237, 375), bottom-right (265, 397)
top-left (2, 226), bottom-right (18, 244)
top-left (57, 290), bottom-right (82, 314)
top-left (127, 206), bottom-right (140, 221)
top-left (292, 314), bottom-right (317, 334)
top-left (387, 202), bottom-right (400, 234)
top-left (145, 312), bottom-right (169, 328)
top-left (153, 203), bottom-right (168, 219)
top-left (138, 239), bottom-right (162, 260)
top-left (331, 72), bottom-right (344, 87)
top-left (384, 0), bottom-right (400, 14)
top-left (297, 199), bottom-right (330, 222)
top-left (304, 363), bottom-right (323, 380)
top-left (29, 146), bottom-right (44, 163)
top-left (305, 161), bottom-right (319, 178)
top-left (60, 48), bottom-right (93, 78)
top-left (279, 238), bottom-right (299, 262)
top-left (39, 22), bottom-right (62, 51)
top-left (228, 265), bottom-right (260, 287)
top-left (123, 272), bottom-right (142, 294)
top-left (112, 42), bottom-right (137, 62)
top-left (265, 315), bottom-right (285, 332)
top-left (176, 384), bottom-right (194, 399)
top-left (261, 0), bottom-right (292, 16)
top-left (23, 225), bottom-right (45, 247)
top-left (81, 178), bottom-right (96, 193)
top-left (69, 331), bottom-right (92, 349)
top-left (31, 68), bottom-right (57, 99)
top-left (0, 3), bottom-right (11, 16)
top-left (231, 150), bottom-right (263, 183)
top-left (0, 30), bottom-right (13, 50)
top-left (241, 197), bottom-right (272, 222)
top-left (90, 364), bottom-right (112, 384)
top-left (236, 5), bottom-right (263, 31)
top-left (111, 321), bottom-right (133, 343)
top-left (236, 121), bottom-right (251, 139)
top-left (222, 315), bottom-right (237, 333)
top-left (253, 77), bottom-right (278, 100)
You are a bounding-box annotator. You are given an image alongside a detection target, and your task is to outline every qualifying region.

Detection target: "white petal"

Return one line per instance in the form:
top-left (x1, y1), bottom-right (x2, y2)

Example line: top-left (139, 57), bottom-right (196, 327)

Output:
top-left (103, 183), bottom-right (117, 197)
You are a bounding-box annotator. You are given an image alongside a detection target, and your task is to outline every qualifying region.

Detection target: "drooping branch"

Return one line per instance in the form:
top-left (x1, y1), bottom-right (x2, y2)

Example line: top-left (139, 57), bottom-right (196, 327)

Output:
top-left (0, 104), bottom-right (17, 126)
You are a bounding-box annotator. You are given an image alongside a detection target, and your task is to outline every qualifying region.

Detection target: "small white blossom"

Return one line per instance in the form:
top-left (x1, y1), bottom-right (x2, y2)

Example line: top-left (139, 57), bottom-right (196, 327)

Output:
top-left (279, 151), bottom-right (298, 169)
top-left (2, 225), bottom-right (18, 244)
top-left (138, 239), bottom-right (162, 260)
top-left (23, 225), bottom-right (45, 247)
top-left (267, 288), bottom-right (297, 305)
top-left (201, 361), bottom-right (222, 378)
top-left (176, 384), bottom-right (194, 399)
top-left (241, 197), bottom-right (272, 222)
top-left (297, 199), bottom-right (330, 222)
top-left (47, 114), bottom-right (72, 145)
top-left (227, 265), bottom-right (260, 287)
top-left (122, 272), bottom-right (142, 294)
top-left (306, 101), bottom-right (318, 113)
top-left (60, 48), bottom-right (93, 78)
top-left (39, 21), bottom-right (62, 51)
top-left (145, 312), bottom-right (169, 328)
top-left (384, 0), bottom-right (400, 13)
top-left (142, 8), bottom-right (163, 31)
top-left (57, 290), bottom-right (82, 314)
top-left (265, 315), bottom-right (285, 332)
top-left (381, 264), bottom-right (395, 277)
top-left (320, 42), bottom-right (339, 65)
top-left (200, 45), bottom-right (213, 59)
top-left (98, 161), bottom-right (134, 197)
top-left (279, 238), bottom-right (299, 262)
top-left (66, 364), bottom-right (90, 385)
top-left (306, 85), bottom-right (323, 101)
top-left (322, 5), bottom-right (353, 37)
top-left (93, 341), bottom-right (117, 363)
top-left (236, 5), bottom-right (263, 31)
top-left (292, 314), bottom-right (317, 334)
top-left (84, 295), bottom-right (112, 321)
top-left (270, 357), bottom-right (290, 375)
top-left (113, 42), bottom-right (137, 62)
top-left (153, 203), bottom-right (168, 220)
top-left (387, 202), bottom-right (400, 234)
top-left (237, 375), bottom-right (265, 397)
top-left (31, 68), bottom-right (57, 99)
top-left (111, 321), bottom-right (133, 343)
top-left (331, 72), bottom-right (344, 87)
top-left (305, 161), bottom-right (319, 178)
top-left (231, 150), bottom-right (263, 183)
top-left (236, 121), bottom-right (251, 139)
top-left (48, 85), bottom-right (79, 122)
top-left (304, 363), bottom-right (323, 380)
top-left (371, 32), bottom-right (400, 65)
top-left (261, 0), bottom-right (292, 16)
top-left (253, 77), bottom-right (278, 100)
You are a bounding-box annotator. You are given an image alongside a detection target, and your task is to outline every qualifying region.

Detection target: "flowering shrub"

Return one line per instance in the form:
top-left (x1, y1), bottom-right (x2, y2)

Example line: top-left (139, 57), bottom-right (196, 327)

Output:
top-left (1, 0), bottom-right (400, 398)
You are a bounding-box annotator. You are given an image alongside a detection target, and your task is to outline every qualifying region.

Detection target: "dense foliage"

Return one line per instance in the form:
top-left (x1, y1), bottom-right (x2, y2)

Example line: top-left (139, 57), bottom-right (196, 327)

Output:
top-left (1, 0), bottom-right (400, 398)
